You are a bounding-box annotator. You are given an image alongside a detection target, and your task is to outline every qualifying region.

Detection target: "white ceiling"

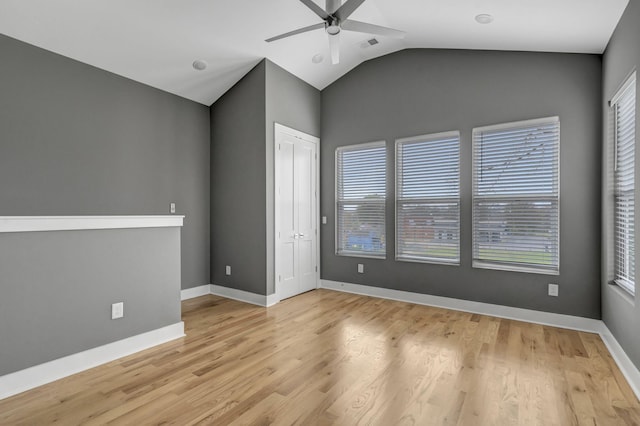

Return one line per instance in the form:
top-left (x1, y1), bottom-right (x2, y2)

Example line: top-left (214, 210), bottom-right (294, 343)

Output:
top-left (0, 0), bottom-right (629, 106)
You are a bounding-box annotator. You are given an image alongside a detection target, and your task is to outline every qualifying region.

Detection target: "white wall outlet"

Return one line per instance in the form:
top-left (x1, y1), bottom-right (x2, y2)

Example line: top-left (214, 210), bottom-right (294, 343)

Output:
top-left (548, 283), bottom-right (559, 297)
top-left (357, 264), bottom-right (364, 274)
top-left (170, 202), bottom-right (176, 214)
top-left (225, 265), bottom-right (231, 276)
top-left (111, 302), bottom-right (124, 319)
top-left (322, 216), bottom-right (327, 224)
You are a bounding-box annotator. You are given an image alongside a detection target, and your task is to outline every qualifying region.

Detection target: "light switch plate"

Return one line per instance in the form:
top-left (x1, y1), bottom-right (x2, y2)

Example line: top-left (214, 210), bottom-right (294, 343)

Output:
top-left (548, 283), bottom-right (559, 297)
top-left (170, 202), bottom-right (176, 214)
top-left (357, 264), bottom-right (364, 274)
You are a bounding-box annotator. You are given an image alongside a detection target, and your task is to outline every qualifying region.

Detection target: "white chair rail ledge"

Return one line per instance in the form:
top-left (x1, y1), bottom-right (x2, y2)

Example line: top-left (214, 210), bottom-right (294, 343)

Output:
top-left (0, 215), bottom-right (185, 233)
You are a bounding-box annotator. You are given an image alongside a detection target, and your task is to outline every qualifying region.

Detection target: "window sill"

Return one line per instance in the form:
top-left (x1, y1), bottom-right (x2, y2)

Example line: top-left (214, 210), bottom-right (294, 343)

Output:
top-left (472, 260), bottom-right (559, 276)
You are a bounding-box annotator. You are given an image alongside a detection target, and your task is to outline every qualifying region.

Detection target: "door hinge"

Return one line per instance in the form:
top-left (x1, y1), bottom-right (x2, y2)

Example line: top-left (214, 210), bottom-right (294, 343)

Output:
top-left (279, 275), bottom-right (282, 282)
top-left (278, 143), bottom-right (281, 150)
top-left (315, 153), bottom-right (317, 160)
top-left (315, 266), bottom-right (318, 272)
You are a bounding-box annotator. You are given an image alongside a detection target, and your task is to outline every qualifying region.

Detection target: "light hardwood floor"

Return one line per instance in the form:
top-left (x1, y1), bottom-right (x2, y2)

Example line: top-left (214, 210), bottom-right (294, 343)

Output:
top-left (1, 289), bottom-right (639, 425)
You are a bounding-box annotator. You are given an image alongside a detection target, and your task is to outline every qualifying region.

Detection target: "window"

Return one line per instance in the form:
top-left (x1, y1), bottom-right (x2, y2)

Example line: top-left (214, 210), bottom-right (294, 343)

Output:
top-left (396, 131), bottom-right (460, 264)
top-left (612, 72), bottom-right (636, 295)
top-left (336, 141), bottom-right (386, 258)
top-left (472, 117), bottom-right (560, 274)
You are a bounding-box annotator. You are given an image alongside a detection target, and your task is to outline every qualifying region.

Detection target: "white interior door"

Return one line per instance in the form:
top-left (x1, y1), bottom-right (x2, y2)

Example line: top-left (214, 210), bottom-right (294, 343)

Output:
top-left (275, 124), bottom-right (319, 301)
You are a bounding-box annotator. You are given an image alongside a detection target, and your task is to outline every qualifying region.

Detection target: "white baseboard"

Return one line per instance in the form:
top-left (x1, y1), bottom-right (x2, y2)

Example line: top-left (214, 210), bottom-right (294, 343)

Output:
top-left (181, 284), bottom-right (281, 307)
top-left (266, 293), bottom-right (281, 307)
top-left (211, 284), bottom-right (272, 307)
top-left (0, 322), bottom-right (185, 401)
top-left (599, 324), bottom-right (640, 399)
top-left (181, 284), bottom-right (213, 301)
top-left (320, 279), bottom-right (640, 400)
top-left (320, 280), bottom-right (601, 332)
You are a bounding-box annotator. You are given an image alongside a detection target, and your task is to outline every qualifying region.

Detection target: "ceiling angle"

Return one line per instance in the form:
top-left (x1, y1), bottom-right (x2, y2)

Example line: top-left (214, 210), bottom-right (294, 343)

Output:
top-left (266, 0), bottom-right (405, 65)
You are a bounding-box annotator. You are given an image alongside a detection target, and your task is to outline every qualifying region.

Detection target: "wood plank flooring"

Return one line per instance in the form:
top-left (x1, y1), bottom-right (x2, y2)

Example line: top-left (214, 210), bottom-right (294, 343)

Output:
top-left (1, 289), bottom-right (639, 425)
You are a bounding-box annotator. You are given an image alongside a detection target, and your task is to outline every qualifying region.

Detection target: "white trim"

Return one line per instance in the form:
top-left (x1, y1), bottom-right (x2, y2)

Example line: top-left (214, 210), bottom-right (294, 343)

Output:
top-left (211, 284), bottom-right (271, 307)
top-left (274, 123), bottom-right (320, 143)
top-left (0, 215), bottom-right (185, 233)
top-left (0, 322), bottom-right (185, 401)
top-left (180, 285), bottom-right (213, 301)
top-left (266, 293), bottom-right (281, 307)
top-left (472, 115), bottom-right (560, 134)
top-left (610, 70), bottom-right (637, 106)
top-left (319, 279), bottom-right (640, 400)
top-left (599, 324), bottom-right (640, 399)
top-left (273, 123), bottom-right (321, 302)
top-left (320, 280), bottom-right (599, 332)
top-left (181, 284), bottom-right (282, 307)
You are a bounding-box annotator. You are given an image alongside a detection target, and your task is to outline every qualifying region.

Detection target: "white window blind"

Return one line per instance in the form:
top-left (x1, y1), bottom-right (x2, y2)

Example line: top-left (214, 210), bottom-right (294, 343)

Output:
top-left (613, 73), bottom-right (636, 295)
top-left (472, 117), bottom-right (560, 274)
top-left (336, 141), bottom-right (386, 258)
top-left (396, 131), bottom-right (460, 264)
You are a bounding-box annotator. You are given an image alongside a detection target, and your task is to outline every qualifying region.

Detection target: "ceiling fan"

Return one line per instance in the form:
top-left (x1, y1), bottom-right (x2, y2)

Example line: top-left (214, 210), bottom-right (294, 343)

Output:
top-left (266, 0), bottom-right (405, 64)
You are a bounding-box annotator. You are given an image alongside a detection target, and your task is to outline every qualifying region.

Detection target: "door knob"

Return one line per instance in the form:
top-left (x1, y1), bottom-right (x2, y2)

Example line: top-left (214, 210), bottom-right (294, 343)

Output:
top-left (293, 233), bottom-right (299, 239)
top-left (299, 233), bottom-right (305, 238)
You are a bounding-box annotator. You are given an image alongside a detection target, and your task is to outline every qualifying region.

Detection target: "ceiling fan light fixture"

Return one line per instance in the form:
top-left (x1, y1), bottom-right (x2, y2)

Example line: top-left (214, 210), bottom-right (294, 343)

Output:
top-left (312, 53), bottom-right (324, 64)
top-left (326, 22), bottom-right (341, 35)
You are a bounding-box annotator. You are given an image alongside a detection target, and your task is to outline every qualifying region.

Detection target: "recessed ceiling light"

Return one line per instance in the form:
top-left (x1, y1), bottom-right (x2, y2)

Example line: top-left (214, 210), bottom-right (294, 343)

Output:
top-left (192, 60), bottom-right (208, 71)
top-left (475, 14), bottom-right (494, 24)
top-left (312, 54), bottom-right (324, 64)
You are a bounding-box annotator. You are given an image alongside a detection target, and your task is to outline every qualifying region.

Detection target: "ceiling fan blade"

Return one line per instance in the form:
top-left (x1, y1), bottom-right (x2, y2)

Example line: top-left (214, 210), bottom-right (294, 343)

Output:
top-left (299, 0), bottom-right (329, 20)
top-left (265, 22), bottom-right (325, 42)
top-left (334, 0), bottom-right (366, 21)
top-left (326, 0), bottom-right (341, 14)
top-left (329, 33), bottom-right (340, 64)
top-left (341, 20), bottom-right (406, 39)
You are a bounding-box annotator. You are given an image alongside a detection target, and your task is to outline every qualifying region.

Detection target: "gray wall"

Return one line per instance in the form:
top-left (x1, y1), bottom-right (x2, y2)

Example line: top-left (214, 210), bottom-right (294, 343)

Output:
top-left (602, 0), bottom-right (640, 368)
top-left (265, 60), bottom-right (322, 295)
top-left (210, 60), bottom-right (320, 296)
top-left (321, 49), bottom-right (602, 318)
top-left (210, 61), bottom-right (267, 294)
top-left (0, 34), bottom-right (211, 290)
top-left (0, 228), bottom-right (181, 376)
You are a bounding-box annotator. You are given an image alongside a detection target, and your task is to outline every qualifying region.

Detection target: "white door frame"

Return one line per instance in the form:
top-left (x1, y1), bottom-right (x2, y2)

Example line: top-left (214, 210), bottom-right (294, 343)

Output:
top-left (274, 123), bottom-right (320, 302)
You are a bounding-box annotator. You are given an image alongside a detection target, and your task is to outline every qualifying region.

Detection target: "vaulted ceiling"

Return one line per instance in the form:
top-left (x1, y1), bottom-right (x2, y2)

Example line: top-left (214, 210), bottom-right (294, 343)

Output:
top-left (0, 0), bottom-right (628, 105)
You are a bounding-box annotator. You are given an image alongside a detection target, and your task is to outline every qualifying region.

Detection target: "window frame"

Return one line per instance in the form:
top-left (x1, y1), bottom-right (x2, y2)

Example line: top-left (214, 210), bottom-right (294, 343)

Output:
top-left (395, 130), bottom-right (461, 265)
top-left (472, 116), bottom-right (561, 275)
top-left (335, 140), bottom-right (387, 259)
top-left (611, 71), bottom-right (636, 296)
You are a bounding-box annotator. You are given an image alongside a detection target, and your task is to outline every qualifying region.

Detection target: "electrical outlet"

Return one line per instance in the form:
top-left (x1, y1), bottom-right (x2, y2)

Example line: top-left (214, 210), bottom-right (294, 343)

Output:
top-left (111, 302), bottom-right (124, 319)
top-left (170, 202), bottom-right (176, 214)
top-left (322, 216), bottom-right (327, 224)
top-left (357, 264), bottom-right (364, 274)
top-left (548, 283), bottom-right (559, 297)
top-left (225, 265), bottom-right (231, 276)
